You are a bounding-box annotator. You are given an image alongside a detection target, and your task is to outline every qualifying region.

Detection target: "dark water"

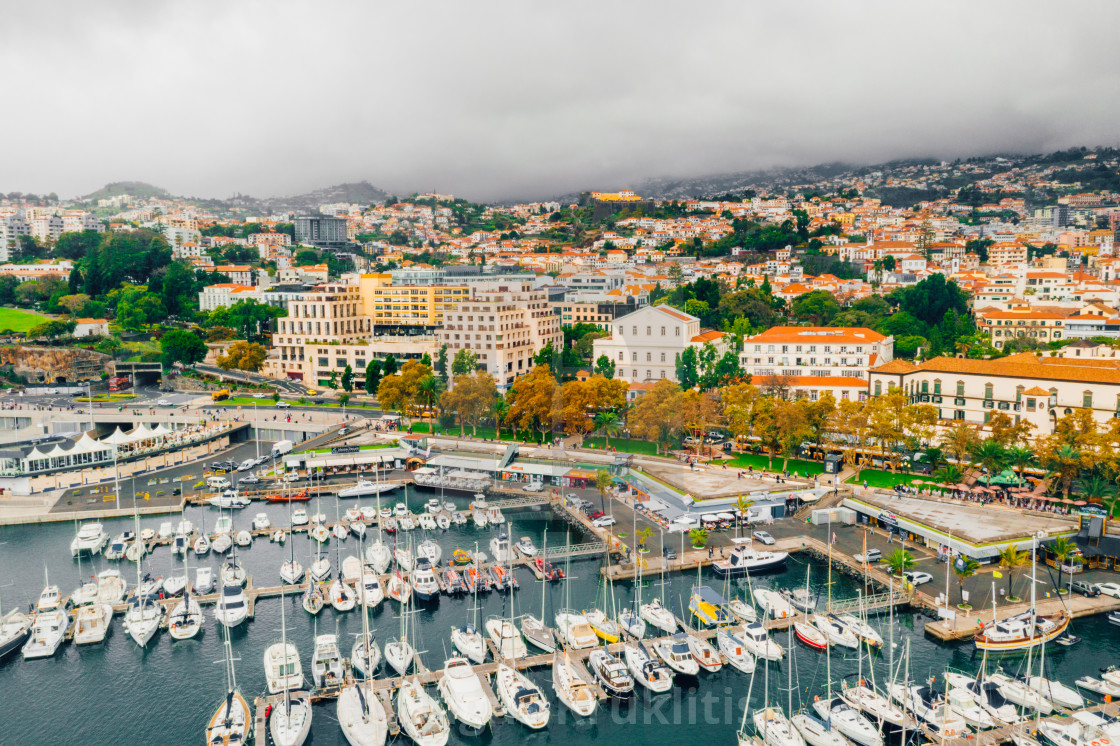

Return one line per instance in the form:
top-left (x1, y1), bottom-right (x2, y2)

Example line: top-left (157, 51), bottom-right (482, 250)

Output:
top-left (1, 487), bottom-right (1116, 745)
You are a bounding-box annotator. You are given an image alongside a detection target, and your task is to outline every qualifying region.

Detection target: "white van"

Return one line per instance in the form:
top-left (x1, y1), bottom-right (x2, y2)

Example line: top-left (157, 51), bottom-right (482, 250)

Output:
top-left (206, 476), bottom-right (232, 491)
top-left (237, 459), bottom-right (255, 471)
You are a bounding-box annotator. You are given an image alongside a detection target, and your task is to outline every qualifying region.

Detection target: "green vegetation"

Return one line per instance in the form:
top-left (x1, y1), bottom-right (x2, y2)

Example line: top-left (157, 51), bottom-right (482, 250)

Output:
top-left (583, 436), bottom-right (661, 456)
top-left (844, 469), bottom-right (932, 489)
top-left (0, 307), bottom-right (51, 333)
top-left (715, 452), bottom-right (824, 476)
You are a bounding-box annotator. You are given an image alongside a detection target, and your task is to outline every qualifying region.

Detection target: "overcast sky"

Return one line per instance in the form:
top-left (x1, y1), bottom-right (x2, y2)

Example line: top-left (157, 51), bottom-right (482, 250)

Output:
top-left (3, 1), bottom-right (1118, 202)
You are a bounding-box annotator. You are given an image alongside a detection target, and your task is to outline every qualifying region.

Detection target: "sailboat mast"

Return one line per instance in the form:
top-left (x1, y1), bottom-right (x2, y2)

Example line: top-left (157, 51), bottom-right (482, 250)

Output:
top-left (540, 529), bottom-right (548, 621)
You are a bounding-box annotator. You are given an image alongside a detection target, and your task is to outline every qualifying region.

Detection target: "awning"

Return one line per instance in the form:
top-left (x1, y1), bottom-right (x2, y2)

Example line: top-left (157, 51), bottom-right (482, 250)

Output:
top-left (566, 470), bottom-right (597, 480)
top-left (799, 492), bottom-right (823, 503)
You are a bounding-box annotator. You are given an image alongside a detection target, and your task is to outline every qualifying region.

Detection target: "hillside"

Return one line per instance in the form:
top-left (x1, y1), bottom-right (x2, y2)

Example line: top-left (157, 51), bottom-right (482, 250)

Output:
top-left (80, 181), bottom-right (171, 202)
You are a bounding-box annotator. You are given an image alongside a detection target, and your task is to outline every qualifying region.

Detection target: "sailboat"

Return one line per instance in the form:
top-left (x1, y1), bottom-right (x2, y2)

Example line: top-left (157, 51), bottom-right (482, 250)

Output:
top-left (793, 567), bottom-right (828, 651)
top-left (584, 543), bottom-right (622, 643)
top-left (792, 608), bottom-right (847, 746)
top-left (205, 603), bottom-right (251, 745)
top-left (351, 533), bottom-right (383, 678)
top-left (168, 552), bottom-right (203, 640)
top-left (975, 535), bottom-right (1069, 652)
top-left (280, 483), bottom-right (304, 584)
top-left (618, 516), bottom-right (647, 638)
top-left (123, 507), bottom-right (164, 646)
top-left (385, 579), bottom-right (417, 675)
top-left (397, 677), bottom-right (451, 746)
top-left (624, 640), bottom-right (674, 692)
top-left (337, 651), bottom-right (388, 746)
top-left (496, 663), bottom-right (550, 730)
top-left (553, 650), bottom-right (599, 715)
top-left (640, 529), bottom-right (678, 633)
top-left (269, 586), bottom-right (312, 746)
top-left (365, 491), bottom-right (392, 574)
top-left (451, 541), bottom-right (487, 664)
top-left (485, 526), bottom-right (528, 660)
top-left (0, 581), bottom-right (31, 661)
top-left (555, 531), bottom-right (600, 650)
top-left (520, 529), bottom-right (558, 652)
top-left (755, 621), bottom-right (806, 746)
top-left (810, 552), bottom-right (858, 648)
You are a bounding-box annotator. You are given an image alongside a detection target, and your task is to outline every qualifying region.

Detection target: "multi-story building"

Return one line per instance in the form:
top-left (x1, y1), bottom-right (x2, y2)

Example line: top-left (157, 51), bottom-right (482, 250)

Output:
top-left (295, 216), bottom-right (349, 248)
top-left (739, 327), bottom-right (893, 401)
top-left (592, 305), bottom-right (728, 384)
top-left (438, 280), bottom-right (563, 388)
top-left (29, 214), bottom-right (63, 243)
top-left (199, 283), bottom-right (260, 312)
top-left (61, 211), bottom-right (104, 234)
top-left (870, 353), bottom-right (1120, 432)
top-left (0, 212), bottom-right (30, 262)
top-left (555, 297), bottom-right (643, 330)
top-left (358, 274), bottom-right (470, 334)
top-left (975, 306), bottom-right (1071, 348)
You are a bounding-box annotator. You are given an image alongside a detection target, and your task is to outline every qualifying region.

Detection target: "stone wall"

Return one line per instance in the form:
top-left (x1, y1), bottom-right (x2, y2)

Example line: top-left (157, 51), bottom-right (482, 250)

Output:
top-left (0, 345), bottom-right (111, 383)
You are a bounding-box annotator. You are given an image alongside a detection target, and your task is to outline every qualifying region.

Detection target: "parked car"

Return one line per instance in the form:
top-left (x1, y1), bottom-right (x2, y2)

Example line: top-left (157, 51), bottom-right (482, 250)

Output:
top-left (854, 548), bottom-right (883, 564)
top-left (587, 510), bottom-right (604, 520)
top-left (752, 530), bottom-right (775, 545)
top-left (1095, 582), bottom-right (1120, 599)
top-left (524, 482), bottom-right (544, 493)
top-left (905, 571), bottom-right (934, 586)
top-left (1072, 580), bottom-right (1100, 597)
top-left (282, 472), bottom-right (302, 483)
top-left (156, 398), bottom-right (174, 407)
top-left (276, 401), bottom-right (291, 409)
top-left (239, 474), bottom-right (262, 485)
top-left (565, 493), bottom-right (580, 501)
top-left (662, 546), bottom-right (677, 560)
top-left (592, 516), bottom-right (617, 528)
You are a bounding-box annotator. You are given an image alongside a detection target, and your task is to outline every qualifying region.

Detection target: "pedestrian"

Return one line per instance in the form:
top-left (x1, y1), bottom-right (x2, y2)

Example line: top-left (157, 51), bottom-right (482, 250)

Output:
top-left (708, 547), bottom-right (713, 558)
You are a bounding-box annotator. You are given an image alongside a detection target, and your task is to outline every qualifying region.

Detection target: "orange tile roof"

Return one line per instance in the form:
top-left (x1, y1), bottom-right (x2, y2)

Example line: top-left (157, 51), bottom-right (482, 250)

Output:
top-left (881, 353), bottom-right (1120, 385)
top-left (872, 359), bottom-right (920, 374)
top-left (748, 326), bottom-right (887, 344)
top-left (691, 330), bottom-right (725, 343)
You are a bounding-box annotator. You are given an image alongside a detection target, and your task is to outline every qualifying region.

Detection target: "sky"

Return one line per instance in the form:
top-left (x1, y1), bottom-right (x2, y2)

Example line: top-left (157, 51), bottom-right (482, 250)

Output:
top-left (3, 1), bottom-right (1118, 203)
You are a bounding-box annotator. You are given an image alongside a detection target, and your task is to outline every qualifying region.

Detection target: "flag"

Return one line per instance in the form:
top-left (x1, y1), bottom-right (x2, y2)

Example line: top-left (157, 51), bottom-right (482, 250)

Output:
top-left (993, 570), bottom-right (1003, 578)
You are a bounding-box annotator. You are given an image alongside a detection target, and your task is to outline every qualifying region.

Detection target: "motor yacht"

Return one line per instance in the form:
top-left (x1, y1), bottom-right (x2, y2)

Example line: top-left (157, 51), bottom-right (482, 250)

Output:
top-left (717, 627), bottom-right (757, 673)
top-left (496, 663), bottom-right (549, 730)
top-left (264, 642), bottom-right (304, 694)
top-left (740, 621), bottom-right (784, 660)
top-left (490, 534), bottom-right (515, 563)
top-left (417, 539), bottom-right (442, 566)
top-left (485, 617), bottom-right (528, 659)
top-left (713, 542), bottom-right (788, 576)
top-left (70, 522), bottom-right (109, 556)
top-left (253, 513), bottom-right (271, 531)
top-left (358, 569), bottom-right (384, 609)
top-left (194, 567), bottom-right (215, 595)
top-left (588, 648), bottom-right (634, 697)
top-left (213, 583), bottom-right (249, 628)
top-left (412, 560), bottom-right (440, 603)
top-left (437, 657), bottom-right (493, 730)
top-left (654, 632), bottom-right (700, 676)
top-left (73, 603), bottom-right (113, 645)
top-left (555, 611), bottom-right (599, 650)
top-left (311, 633), bottom-right (344, 688)
top-left (688, 633), bottom-right (723, 672)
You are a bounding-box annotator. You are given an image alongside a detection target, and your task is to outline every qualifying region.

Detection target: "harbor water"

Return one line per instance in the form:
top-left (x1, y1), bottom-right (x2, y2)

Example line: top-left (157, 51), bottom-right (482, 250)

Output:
top-left (0, 485), bottom-right (1116, 745)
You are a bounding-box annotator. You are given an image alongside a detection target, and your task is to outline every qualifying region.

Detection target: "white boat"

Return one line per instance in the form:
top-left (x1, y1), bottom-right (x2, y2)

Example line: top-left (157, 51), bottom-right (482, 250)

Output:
top-left (555, 611), bottom-right (599, 650)
top-left (338, 679), bottom-right (388, 746)
top-left (417, 539), bottom-right (442, 566)
top-left (253, 513), bottom-right (271, 531)
top-left (840, 684), bottom-right (914, 729)
top-left (358, 570), bottom-right (385, 609)
top-left (366, 541), bottom-right (392, 574)
top-left (0, 609), bottom-right (31, 661)
top-left (158, 521), bottom-right (174, 539)
top-left (173, 534), bottom-right (190, 557)
top-left (329, 579), bottom-right (357, 612)
top-left (452, 511), bottom-right (467, 526)
top-left (812, 696), bottom-right (883, 746)
top-left (387, 573), bottom-right (411, 605)
top-left (653, 632), bottom-right (700, 675)
top-left (754, 588), bottom-right (795, 619)
top-left (740, 621), bottom-right (784, 660)
top-left (385, 637), bottom-right (417, 676)
top-left (351, 521), bottom-right (367, 539)
top-left (975, 608), bottom-right (1070, 653)
top-left (351, 631), bottom-right (382, 678)
top-left (280, 559), bottom-right (304, 586)
top-left (398, 515), bottom-right (417, 531)
top-left (1026, 675), bottom-right (1084, 710)
top-left (489, 533), bottom-right (515, 563)
top-left (588, 648), bottom-right (635, 697)
top-left (70, 522), bottom-right (109, 556)
top-left (812, 614), bottom-right (858, 648)
top-left (164, 573), bottom-right (188, 597)
top-left (452, 624), bottom-right (487, 664)
top-left (311, 633), bottom-right (344, 688)
top-left (193, 534), bottom-right (212, 556)
top-left (471, 500), bottom-right (488, 528)
top-left (194, 567), bottom-right (215, 595)
top-left (1037, 720), bottom-right (1104, 746)
top-left (888, 684), bottom-right (967, 738)
top-left (22, 608), bottom-right (69, 659)
top-left (96, 568), bottom-right (127, 605)
top-left (221, 559), bottom-right (246, 587)
top-left (138, 573), bottom-right (163, 597)
top-left (485, 505), bottom-right (505, 526)
top-left (784, 587), bottom-right (818, 613)
top-left (123, 594), bottom-right (163, 646)
top-left (206, 689), bottom-right (251, 746)
top-left (553, 651), bottom-right (599, 715)
top-left (418, 513), bottom-right (437, 531)
top-left (394, 547), bottom-right (414, 572)
top-left (269, 690), bottom-right (312, 746)
top-left (311, 524), bottom-right (330, 544)
top-left (794, 619), bottom-right (829, 651)
top-left (944, 686), bottom-right (997, 730)
top-left (397, 678), bottom-right (451, 746)
top-left (717, 627), bottom-right (757, 673)
top-left (436, 514), bottom-right (451, 530)
top-left (640, 597), bottom-right (678, 634)
top-left (727, 598), bottom-right (758, 623)
top-left (754, 706), bottom-right (806, 746)
top-left (292, 509), bottom-right (309, 526)
top-left (437, 658), bottom-right (493, 730)
top-left (234, 530), bottom-right (253, 548)
top-left (333, 523), bottom-right (350, 541)
top-left (71, 577), bottom-right (99, 607)
top-left (496, 663), bottom-right (550, 729)
top-left (624, 641), bottom-right (674, 692)
top-left (339, 479), bottom-right (398, 498)
top-left (618, 606), bottom-right (647, 639)
top-left (36, 580), bottom-right (62, 612)
top-left (176, 519), bottom-right (195, 536)
top-left (713, 542), bottom-right (788, 576)
top-left (485, 617), bottom-right (528, 659)
top-left (212, 534), bottom-right (233, 555)
top-left (106, 531), bottom-right (132, 560)
top-left (943, 672), bottom-right (1020, 725)
top-left (792, 712), bottom-right (847, 746)
top-left (515, 537), bottom-right (538, 556)
top-left (836, 613), bottom-right (883, 648)
top-left (1077, 676), bottom-right (1120, 698)
top-left (687, 633), bottom-right (723, 672)
top-left (73, 603), bottom-right (113, 645)
top-left (168, 592), bottom-right (203, 640)
top-left (988, 671), bottom-right (1053, 714)
top-left (264, 642), bottom-right (304, 694)
top-left (214, 583), bottom-right (249, 628)
top-left (310, 556), bottom-right (331, 582)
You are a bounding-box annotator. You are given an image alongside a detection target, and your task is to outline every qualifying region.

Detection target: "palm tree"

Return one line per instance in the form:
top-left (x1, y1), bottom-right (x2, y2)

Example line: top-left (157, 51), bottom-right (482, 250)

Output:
top-left (924, 446), bottom-right (946, 474)
top-left (689, 527), bottom-right (710, 549)
top-left (885, 548), bottom-right (915, 578)
top-left (996, 545), bottom-right (1027, 601)
top-left (493, 400), bottom-right (509, 441)
top-left (1048, 536), bottom-right (1083, 594)
top-left (1079, 473), bottom-right (1114, 501)
top-left (933, 464), bottom-right (965, 487)
top-left (416, 374), bottom-right (445, 432)
top-left (1047, 444), bottom-right (1084, 498)
top-left (735, 496), bottom-right (755, 539)
top-left (1102, 495), bottom-right (1120, 530)
top-left (954, 557), bottom-right (981, 608)
top-left (636, 527), bottom-right (653, 553)
top-left (1006, 445), bottom-right (1035, 485)
top-left (969, 440), bottom-right (1008, 486)
top-left (594, 411), bottom-right (621, 448)
top-left (595, 469), bottom-right (613, 514)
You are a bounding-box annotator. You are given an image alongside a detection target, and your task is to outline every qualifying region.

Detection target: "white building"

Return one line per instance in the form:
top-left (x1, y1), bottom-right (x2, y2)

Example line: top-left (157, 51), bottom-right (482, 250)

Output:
top-left (740, 326), bottom-right (894, 401)
top-left (73, 318), bottom-right (110, 337)
top-left (0, 212), bottom-right (30, 262)
top-left (199, 283), bottom-right (260, 312)
top-left (592, 305), bottom-right (728, 384)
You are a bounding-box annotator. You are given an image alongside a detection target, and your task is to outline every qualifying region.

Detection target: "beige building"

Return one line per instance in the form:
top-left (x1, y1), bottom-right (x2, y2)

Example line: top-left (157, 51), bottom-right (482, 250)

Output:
top-left (592, 305), bottom-right (728, 384)
top-left (869, 352), bottom-right (1120, 432)
top-left (358, 274), bottom-right (470, 332)
top-left (975, 306), bottom-right (1071, 348)
top-left (739, 326), bottom-right (893, 401)
top-left (437, 280), bottom-right (562, 389)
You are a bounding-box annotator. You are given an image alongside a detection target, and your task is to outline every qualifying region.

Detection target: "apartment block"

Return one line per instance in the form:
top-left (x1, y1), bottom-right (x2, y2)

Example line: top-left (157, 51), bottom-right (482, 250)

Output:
top-left (739, 326), bottom-right (893, 401)
top-left (592, 305), bottom-right (728, 384)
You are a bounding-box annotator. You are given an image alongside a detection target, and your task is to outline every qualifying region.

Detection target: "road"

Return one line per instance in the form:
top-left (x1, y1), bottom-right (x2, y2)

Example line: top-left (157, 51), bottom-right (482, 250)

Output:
top-left (195, 364), bottom-right (307, 394)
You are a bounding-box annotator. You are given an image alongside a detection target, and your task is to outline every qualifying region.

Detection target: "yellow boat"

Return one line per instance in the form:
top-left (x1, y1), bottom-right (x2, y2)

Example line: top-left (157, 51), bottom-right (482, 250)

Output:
top-left (452, 547), bottom-right (472, 566)
top-left (583, 608), bottom-right (620, 643)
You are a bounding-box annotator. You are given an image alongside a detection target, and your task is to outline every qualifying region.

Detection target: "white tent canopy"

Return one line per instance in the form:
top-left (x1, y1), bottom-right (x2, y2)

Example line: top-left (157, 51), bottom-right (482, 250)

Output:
top-left (100, 427), bottom-right (131, 446)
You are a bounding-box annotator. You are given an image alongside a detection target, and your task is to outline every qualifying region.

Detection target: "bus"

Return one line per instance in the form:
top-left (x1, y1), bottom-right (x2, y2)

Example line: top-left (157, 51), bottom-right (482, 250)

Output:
top-left (108, 375), bottom-right (131, 392)
top-left (211, 389), bottom-right (230, 402)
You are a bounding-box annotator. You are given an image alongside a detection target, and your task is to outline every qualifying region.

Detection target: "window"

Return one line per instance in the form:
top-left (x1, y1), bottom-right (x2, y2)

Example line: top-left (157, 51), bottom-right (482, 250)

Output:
top-left (874, 381), bottom-right (882, 396)
top-left (675, 328), bottom-right (680, 336)
top-left (661, 326), bottom-right (666, 336)
top-left (984, 383), bottom-right (993, 400)
top-left (1084, 391), bottom-right (1093, 408)
top-left (646, 352), bottom-right (651, 362)
top-left (933, 380), bottom-right (941, 395)
top-left (660, 353), bottom-right (666, 362)
top-left (921, 381), bottom-right (928, 394)
top-left (956, 380), bottom-right (965, 396)
top-left (632, 326), bottom-right (637, 335)
top-left (618, 351), bottom-right (624, 361)
top-left (1015, 385), bottom-right (1024, 403)
top-left (632, 352), bottom-right (637, 362)
top-left (632, 369), bottom-right (637, 378)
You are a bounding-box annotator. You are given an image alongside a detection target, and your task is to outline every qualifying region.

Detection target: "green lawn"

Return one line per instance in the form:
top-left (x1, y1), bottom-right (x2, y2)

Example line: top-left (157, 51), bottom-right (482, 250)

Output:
top-left (711, 452), bottom-right (825, 476)
top-left (0, 307), bottom-right (50, 333)
top-left (583, 436), bottom-right (662, 456)
top-left (845, 469), bottom-right (936, 490)
top-left (217, 396), bottom-right (381, 409)
top-left (409, 423), bottom-right (556, 442)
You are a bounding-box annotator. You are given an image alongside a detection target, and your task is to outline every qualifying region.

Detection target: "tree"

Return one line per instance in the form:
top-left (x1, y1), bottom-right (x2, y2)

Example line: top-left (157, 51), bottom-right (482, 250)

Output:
top-left (1048, 537), bottom-right (1083, 595)
top-left (594, 354), bottom-right (616, 379)
top-left (416, 374), bottom-right (446, 429)
top-left (735, 496), bottom-right (755, 539)
top-left (159, 330), bottom-right (207, 369)
top-left (885, 548), bottom-right (915, 577)
top-left (26, 319), bottom-right (76, 339)
top-left (595, 469), bottom-right (613, 513)
top-left (382, 354), bottom-right (398, 377)
top-left (435, 344), bottom-right (449, 383)
top-left (340, 364), bottom-right (354, 393)
top-left (832, 398), bottom-right (872, 479)
top-left (594, 411), bottom-right (621, 447)
top-left (441, 371), bottom-right (498, 436)
top-left (689, 527), bottom-right (710, 549)
top-left (676, 346), bottom-right (699, 389)
top-left (942, 421), bottom-right (979, 467)
top-left (376, 360), bottom-right (431, 416)
top-left (791, 290), bottom-right (840, 325)
top-left (451, 349), bottom-right (476, 377)
top-left (1006, 445), bottom-right (1035, 484)
top-left (533, 341), bottom-right (560, 369)
top-left (339, 393), bottom-right (350, 407)
top-left (505, 364), bottom-right (559, 443)
top-left (636, 527), bottom-right (653, 552)
top-left (493, 400), bottom-right (510, 440)
top-left (969, 440), bottom-right (1008, 485)
top-left (628, 380), bottom-right (684, 454)
top-left (953, 557), bottom-right (981, 608)
top-left (216, 341), bottom-right (268, 372)
top-left (364, 359), bottom-right (383, 395)
top-left (997, 545), bottom-right (1027, 601)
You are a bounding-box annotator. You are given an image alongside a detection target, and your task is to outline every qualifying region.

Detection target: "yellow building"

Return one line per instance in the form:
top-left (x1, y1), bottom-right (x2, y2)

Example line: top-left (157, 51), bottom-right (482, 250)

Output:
top-left (357, 274), bottom-right (469, 331)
